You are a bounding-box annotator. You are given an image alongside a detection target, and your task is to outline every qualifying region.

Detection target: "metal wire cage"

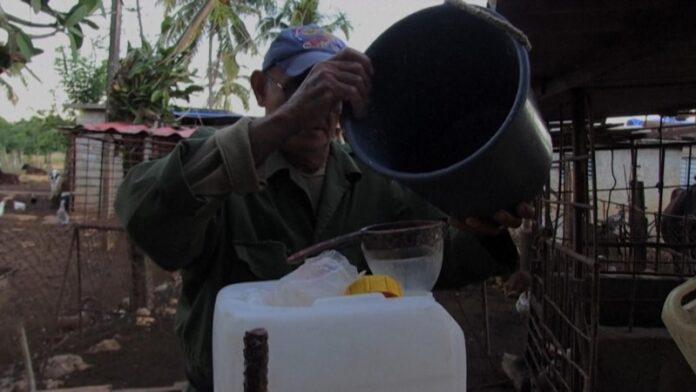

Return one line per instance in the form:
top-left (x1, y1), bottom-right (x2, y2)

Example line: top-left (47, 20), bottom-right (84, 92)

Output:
top-left (527, 96), bottom-right (696, 391)
top-left (0, 126), bottom-right (189, 383)
top-left (65, 129), bottom-right (180, 223)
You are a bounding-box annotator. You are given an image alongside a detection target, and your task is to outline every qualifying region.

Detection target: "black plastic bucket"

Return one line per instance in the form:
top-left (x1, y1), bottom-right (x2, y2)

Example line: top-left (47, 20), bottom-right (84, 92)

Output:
top-left (343, 3), bottom-right (552, 218)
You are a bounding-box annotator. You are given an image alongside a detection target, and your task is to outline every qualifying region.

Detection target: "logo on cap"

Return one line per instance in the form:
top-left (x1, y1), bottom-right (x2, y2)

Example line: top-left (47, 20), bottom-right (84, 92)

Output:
top-left (292, 26), bottom-right (344, 51)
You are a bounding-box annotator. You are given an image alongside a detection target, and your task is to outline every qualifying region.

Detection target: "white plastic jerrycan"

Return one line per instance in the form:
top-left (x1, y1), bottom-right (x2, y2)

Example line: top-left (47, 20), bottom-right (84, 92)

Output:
top-left (213, 281), bottom-right (467, 391)
top-left (662, 277), bottom-right (696, 374)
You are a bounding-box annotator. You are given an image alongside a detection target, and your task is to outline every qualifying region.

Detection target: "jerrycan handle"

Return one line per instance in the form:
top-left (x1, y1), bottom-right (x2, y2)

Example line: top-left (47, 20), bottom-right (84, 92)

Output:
top-left (662, 277), bottom-right (696, 330)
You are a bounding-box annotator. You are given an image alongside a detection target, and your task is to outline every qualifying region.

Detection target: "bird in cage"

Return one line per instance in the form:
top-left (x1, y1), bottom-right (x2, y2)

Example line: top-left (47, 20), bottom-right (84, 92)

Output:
top-left (57, 198), bottom-right (69, 225)
top-left (49, 169), bottom-right (61, 197)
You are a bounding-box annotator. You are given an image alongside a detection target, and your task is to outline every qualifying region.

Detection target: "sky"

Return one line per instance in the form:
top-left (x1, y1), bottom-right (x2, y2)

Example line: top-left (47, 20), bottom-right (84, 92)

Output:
top-left (0, 0), bottom-right (487, 121)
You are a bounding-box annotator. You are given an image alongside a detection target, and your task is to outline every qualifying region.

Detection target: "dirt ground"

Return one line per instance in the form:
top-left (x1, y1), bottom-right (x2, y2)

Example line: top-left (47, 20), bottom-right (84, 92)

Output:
top-left (1, 249), bottom-right (182, 391)
top-left (1, 284), bottom-right (525, 391)
top-left (52, 297), bottom-right (186, 389)
top-left (437, 285), bottom-right (527, 391)
top-left (0, 180), bottom-right (527, 391)
top-left (0, 177), bottom-right (177, 391)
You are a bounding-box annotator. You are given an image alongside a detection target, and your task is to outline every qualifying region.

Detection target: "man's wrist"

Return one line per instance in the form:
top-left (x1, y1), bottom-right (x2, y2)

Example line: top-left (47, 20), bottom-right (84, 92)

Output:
top-left (270, 104), bottom-right (303, 136)
top-left (248, 110), bottom-right (298, 163)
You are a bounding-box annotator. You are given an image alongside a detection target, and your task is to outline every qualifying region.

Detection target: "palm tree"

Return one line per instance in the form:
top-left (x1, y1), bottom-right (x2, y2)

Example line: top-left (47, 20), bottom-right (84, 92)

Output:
top-left (159, 0), bottom-right (352, 111)
top-left (257, 0), bottom-right (352, 44)
top-left (158, 0), bottom-right (275, 110)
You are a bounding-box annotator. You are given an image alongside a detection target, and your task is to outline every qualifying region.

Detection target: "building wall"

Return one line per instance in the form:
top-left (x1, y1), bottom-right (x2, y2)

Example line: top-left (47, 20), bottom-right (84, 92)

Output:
top-left (549, 146), bottom-right (683, 238)
top-left (594, 147), bottom-right (682, 216)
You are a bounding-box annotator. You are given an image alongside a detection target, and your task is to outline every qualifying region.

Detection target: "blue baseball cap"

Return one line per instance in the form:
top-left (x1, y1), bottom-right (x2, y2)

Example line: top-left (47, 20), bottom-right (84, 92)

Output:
top-left (262, 25), bottom-right (346, 77)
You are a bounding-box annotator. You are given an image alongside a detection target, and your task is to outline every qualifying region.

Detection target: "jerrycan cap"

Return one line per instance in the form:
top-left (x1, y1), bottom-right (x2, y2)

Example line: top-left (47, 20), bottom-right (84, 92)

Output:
top-left (346, 275), bottom-right (402, 298)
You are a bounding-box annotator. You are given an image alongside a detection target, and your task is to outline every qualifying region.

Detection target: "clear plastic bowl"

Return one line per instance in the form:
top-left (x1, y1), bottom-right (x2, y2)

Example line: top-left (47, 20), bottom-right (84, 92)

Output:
top-left (361, 220), bottom-right (445, 292)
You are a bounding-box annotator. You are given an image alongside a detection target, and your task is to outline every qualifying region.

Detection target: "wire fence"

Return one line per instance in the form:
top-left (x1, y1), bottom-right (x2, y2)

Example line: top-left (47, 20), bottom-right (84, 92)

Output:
top-left (0, 222), bottom-right (129, 361)
top-left (528, 114), bottom-right (696, 391)
top-left (67, 131), bottom-right (179, 223)
top-left (0, 129), bottom-right (185, 386)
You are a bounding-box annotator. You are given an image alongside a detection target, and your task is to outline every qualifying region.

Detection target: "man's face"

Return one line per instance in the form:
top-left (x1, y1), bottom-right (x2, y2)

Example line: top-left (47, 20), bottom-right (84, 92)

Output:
top-left (257, 66), bottom-right (339, 164)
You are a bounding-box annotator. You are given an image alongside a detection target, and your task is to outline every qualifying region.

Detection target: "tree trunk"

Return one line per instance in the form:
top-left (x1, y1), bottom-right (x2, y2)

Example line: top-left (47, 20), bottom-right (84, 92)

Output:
top-left (135, 0), bottom-right (146, 46)
top-left (206, 31), bottom-right (215, 108)
top-left (0, 148), bottom-right (6, 169)
top-left (106, 0), bottom-right (123, 122)
top-left (170, 0), bottom-right (218, 59)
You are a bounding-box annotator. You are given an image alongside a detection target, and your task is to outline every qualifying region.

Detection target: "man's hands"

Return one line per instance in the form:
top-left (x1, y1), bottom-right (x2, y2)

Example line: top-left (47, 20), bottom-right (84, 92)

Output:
top-left (448, 202), bottom-right (535, 236)
top-left (247, 48), bottom-right (373, 167)
top-left (280, 48), bottom-right (373, 133)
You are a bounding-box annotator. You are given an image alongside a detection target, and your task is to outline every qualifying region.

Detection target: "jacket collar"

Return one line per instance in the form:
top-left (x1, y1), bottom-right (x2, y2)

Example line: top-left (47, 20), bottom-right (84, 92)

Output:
top-left (327, 142), bottom-right (362, 185)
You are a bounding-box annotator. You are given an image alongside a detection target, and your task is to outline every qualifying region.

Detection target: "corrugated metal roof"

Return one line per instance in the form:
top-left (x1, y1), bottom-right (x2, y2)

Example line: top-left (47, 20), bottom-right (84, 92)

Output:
top-left (76, 122), bottom-right (197, 138)
top-left (173, 109), bottom-right (244, 127)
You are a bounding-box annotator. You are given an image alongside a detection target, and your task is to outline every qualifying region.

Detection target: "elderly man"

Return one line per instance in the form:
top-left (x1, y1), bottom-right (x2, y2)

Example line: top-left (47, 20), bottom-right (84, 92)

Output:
top-left (115, 25), bottom-right (528, 391)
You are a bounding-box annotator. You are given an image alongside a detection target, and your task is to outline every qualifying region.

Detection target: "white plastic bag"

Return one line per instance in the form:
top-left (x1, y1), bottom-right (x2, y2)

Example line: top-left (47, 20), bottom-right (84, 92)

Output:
top-left (255, 250), bottom-right (359, 307)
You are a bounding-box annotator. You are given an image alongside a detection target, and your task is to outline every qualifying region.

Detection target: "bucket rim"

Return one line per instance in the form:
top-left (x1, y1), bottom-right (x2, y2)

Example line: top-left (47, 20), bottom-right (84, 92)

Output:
top-left (345, 17), bottom-right (531, 182)
top-left (362, 219), bottom-right (445, 235)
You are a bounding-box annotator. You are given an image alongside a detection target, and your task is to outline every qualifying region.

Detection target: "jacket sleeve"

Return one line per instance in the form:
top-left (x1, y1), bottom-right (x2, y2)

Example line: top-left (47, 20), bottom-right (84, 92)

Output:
top-left (387, 181), bottom-right (518, 288)
top-left (114, 117), bottom-right (259, 271)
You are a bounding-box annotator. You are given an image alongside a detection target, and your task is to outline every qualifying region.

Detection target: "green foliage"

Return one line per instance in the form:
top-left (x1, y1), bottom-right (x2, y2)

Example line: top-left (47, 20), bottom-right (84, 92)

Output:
top-left (211, 51), bottom-right (250, 111)
top-left (159, 0), bottom-right (268, 111)
top-left (54, 46), bottom-right (107, 104)
top-left (159, 0), bottom-right (352, 111)
top-left (0, 112), bottom-right (71, 154)
top-left (257, 0), bottom-right (352, 44)
top-left (109, 41), bottom-right (204, 124)
top-left (0, 0), bottom-right (104, 102)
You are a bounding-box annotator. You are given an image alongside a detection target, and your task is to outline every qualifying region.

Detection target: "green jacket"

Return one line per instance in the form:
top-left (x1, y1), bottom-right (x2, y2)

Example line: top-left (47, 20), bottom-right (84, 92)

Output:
top-left (114, 121), bottom-right (517, 389)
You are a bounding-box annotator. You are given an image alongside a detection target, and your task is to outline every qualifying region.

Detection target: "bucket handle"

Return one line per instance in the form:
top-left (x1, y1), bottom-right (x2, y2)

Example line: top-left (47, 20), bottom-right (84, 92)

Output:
top-left (444, 0), bottom-right (532, 51)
